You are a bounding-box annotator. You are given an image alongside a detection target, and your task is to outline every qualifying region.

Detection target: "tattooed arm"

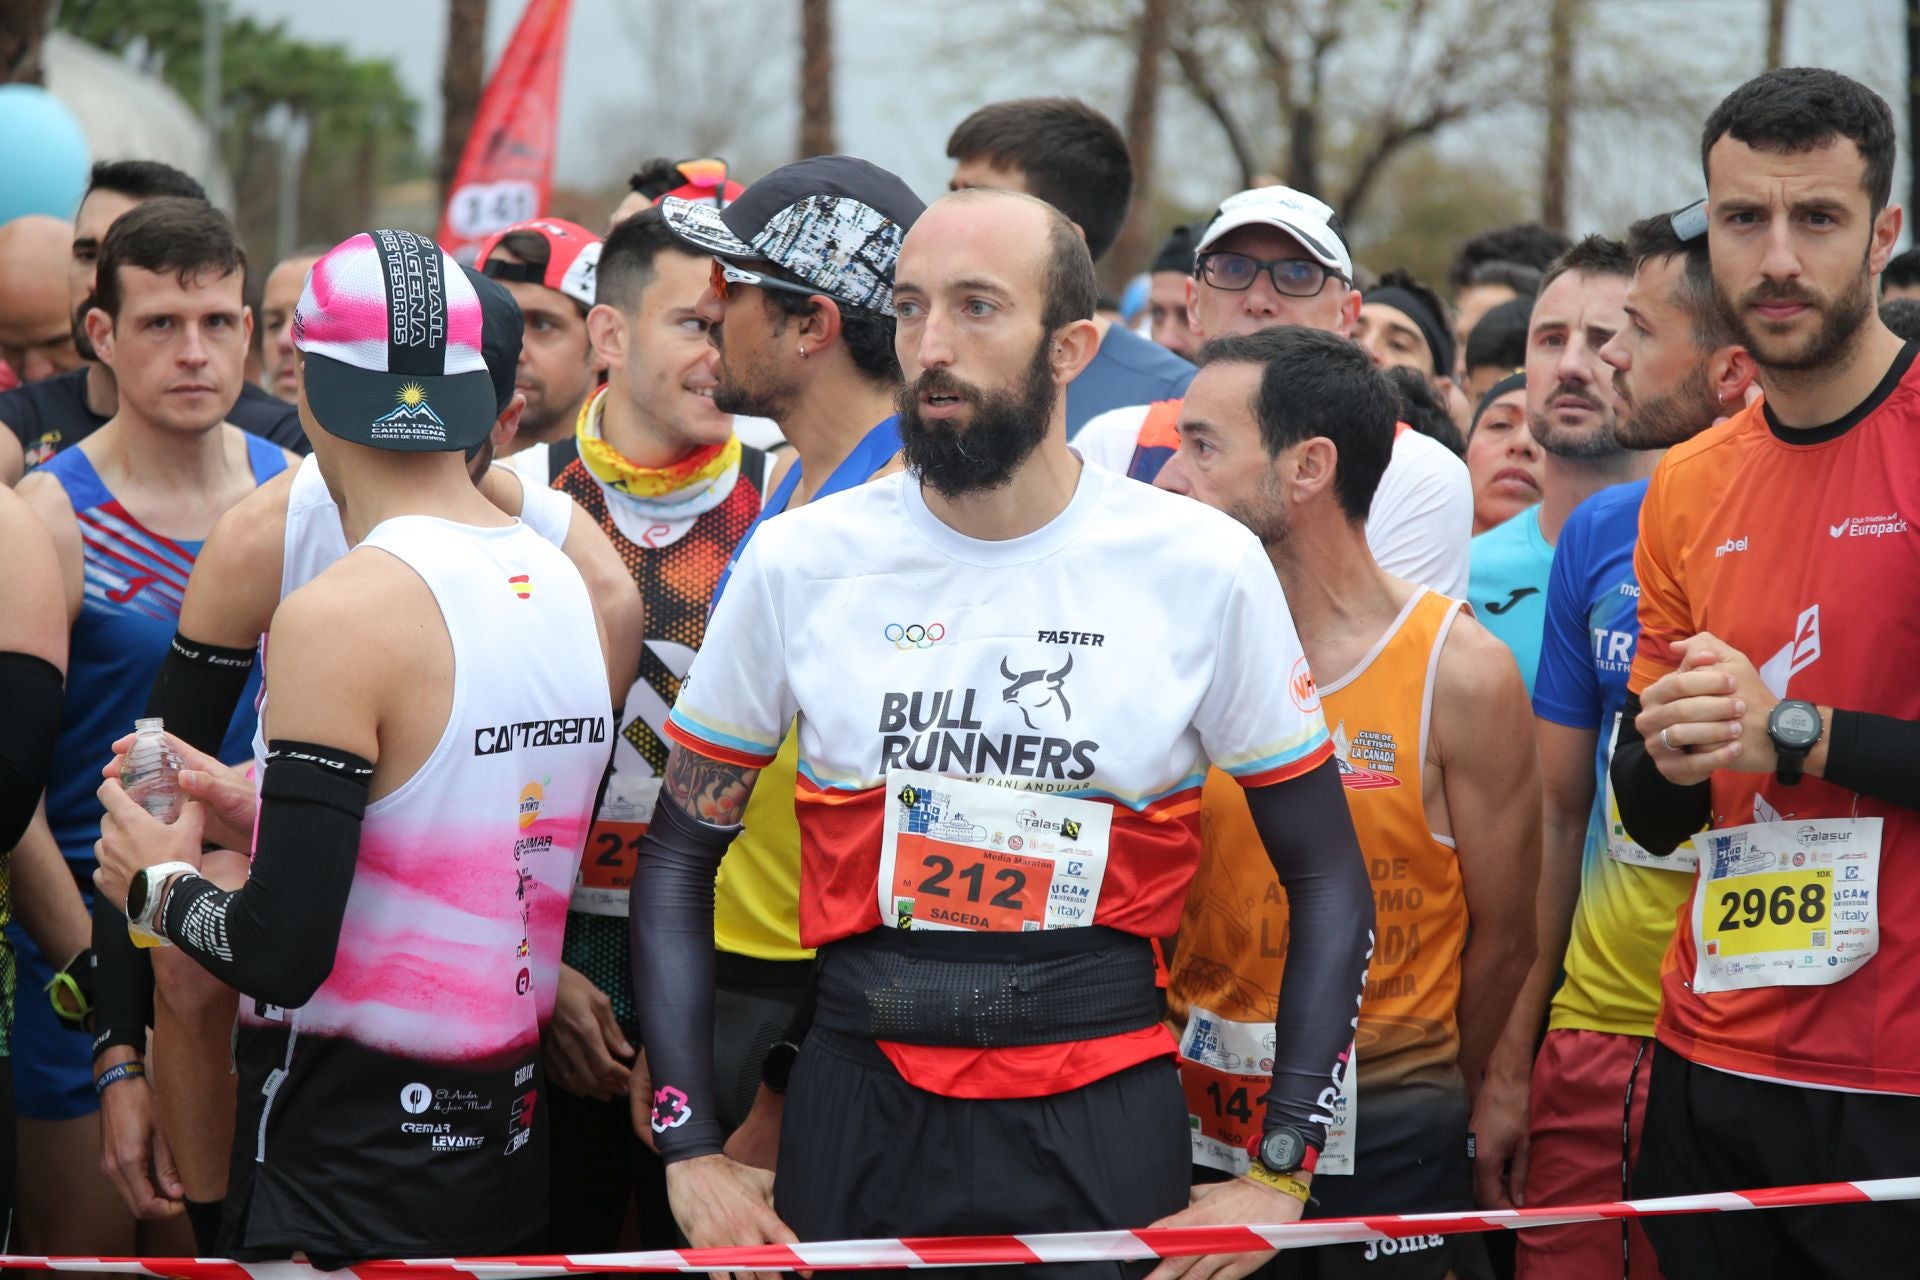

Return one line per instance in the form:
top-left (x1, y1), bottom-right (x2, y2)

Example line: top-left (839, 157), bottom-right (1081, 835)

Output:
top-left (661, 743), bottom-right (760, 826)
top-left (628, 745), bottom-right (762, 1163)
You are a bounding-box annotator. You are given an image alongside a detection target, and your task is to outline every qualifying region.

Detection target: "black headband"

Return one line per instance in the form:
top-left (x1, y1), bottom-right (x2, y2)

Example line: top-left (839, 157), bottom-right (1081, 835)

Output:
top-left (481, 259), bottom-right (546, 286)
top-left (1472, 371), bottom-right (1529, 431)
top-left (1365, 286), bottom-right (1455, 375)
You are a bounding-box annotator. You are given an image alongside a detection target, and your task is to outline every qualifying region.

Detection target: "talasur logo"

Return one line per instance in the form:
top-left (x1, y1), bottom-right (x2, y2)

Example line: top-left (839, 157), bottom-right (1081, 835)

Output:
top-left (1001, 652), bottom-right (1073, 731)
top-left (651, 1085), bottom-right (693, 1133)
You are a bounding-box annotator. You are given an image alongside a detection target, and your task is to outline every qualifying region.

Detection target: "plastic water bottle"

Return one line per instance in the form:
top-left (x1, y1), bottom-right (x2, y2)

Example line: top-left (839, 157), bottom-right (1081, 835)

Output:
top-left (121, 717), bottom-right (181, 948)
top-left (122, 718), bottom-right (183, 822)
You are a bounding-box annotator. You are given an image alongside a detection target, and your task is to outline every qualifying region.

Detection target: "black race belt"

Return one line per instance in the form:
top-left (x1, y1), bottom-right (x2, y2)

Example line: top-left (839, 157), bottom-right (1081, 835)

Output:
top-left (814, 925), bottom-right (1161, 1047)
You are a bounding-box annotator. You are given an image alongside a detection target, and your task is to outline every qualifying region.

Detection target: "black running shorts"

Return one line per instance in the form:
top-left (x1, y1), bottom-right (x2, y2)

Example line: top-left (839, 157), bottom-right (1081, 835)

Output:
top-left (1634, 1041), bottom-right (1920, 1280)
top-left (776, 1028), bottom-right (1189, 1280)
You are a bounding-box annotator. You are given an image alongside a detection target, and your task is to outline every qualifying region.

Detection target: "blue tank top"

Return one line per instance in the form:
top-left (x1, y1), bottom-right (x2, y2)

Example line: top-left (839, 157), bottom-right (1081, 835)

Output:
top-left (37, 434), bottom-right (286, 872)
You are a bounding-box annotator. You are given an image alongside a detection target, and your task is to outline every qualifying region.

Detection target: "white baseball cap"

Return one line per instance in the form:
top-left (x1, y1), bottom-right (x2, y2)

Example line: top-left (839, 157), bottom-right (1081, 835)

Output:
top-left (1195, 186), bottom-right (1353, 281)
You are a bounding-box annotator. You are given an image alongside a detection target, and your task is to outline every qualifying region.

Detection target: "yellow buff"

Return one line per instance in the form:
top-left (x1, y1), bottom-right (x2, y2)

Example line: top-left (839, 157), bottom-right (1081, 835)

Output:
top-left (574, 386), bottom-right (741, 502)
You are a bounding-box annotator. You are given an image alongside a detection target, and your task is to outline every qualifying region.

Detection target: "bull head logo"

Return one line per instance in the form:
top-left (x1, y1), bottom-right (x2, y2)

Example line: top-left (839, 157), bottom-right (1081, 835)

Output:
top-left (1000, 652), bottom-right (1073, 731)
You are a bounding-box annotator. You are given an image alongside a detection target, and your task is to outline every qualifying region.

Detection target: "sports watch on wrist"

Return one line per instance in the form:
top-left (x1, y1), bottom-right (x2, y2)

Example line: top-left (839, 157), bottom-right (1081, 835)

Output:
top-left (761, 1040), bottom-right (801, 1095)
top-left (125, 861), bottom-right (199, 941)
top-left (1767, 699), bottom-right (1823, 786)
top-left (1249, 1124), bottom-right (1310, 1176)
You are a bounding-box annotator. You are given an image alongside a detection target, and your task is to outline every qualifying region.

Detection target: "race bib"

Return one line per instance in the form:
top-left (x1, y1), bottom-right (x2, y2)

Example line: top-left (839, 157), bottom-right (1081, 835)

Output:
top-left (878, 771), bottom-right (1110, 932)
top-left (570, 774), bottom-right (661, 916)
top-left (1691, 817), bottom-right (1881, 994)
top-left (1604, 713), bottom-right (1698, 870)
top-left (1179, 1006), bottom-right (1355, 1176)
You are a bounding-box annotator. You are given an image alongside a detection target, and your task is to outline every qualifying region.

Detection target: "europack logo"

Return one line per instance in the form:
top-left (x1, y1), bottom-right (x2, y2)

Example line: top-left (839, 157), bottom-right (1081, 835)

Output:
top-left (1829, 512), bottom-right (1908, 539)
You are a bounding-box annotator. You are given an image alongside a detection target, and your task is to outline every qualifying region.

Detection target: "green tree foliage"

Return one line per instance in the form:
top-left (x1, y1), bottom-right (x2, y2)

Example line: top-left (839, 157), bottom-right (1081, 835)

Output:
top-left (57, 0), bottom-right (420, 253)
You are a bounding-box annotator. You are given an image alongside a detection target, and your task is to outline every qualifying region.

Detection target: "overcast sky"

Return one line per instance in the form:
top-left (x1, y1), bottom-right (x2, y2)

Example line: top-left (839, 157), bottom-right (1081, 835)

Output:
top-left (232, 0), bottom-right (1909, 241)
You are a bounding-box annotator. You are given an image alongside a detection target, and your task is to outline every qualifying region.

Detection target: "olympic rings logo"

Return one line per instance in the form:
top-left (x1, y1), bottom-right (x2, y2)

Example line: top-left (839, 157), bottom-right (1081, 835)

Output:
top-left (885, 622), bottom-right (947, 649)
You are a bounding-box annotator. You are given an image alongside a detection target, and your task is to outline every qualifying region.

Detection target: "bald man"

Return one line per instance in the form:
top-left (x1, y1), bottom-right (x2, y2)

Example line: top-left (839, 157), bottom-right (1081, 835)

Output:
top-left (0, 215), bottom-right (83, 385)
top-left (630, 187), bottom-right (1373, 1280)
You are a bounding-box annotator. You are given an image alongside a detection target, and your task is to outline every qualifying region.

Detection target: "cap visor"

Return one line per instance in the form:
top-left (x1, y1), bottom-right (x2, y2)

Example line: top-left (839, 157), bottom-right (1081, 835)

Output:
top-left (1196, 211), bottom-right (1346, 274)
top-left (302, 353), bottom-right (497, 454)
top-left (659, 197), bottom-right (756, 258)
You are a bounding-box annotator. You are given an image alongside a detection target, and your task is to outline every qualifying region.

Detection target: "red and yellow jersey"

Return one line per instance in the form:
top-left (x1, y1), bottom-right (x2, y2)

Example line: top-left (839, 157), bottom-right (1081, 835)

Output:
top-left (1630, 345), bottom-right (1920, 1093)
top-left (667, 466), bottom-right (1331, 1098)
top-left (1171, 588), bottom-right (1471, 1091)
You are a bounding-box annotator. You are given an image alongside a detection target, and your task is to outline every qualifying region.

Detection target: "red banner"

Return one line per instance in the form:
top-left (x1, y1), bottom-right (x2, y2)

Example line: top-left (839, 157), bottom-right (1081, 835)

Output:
top-left (436, 0), bottom-right (574, 263)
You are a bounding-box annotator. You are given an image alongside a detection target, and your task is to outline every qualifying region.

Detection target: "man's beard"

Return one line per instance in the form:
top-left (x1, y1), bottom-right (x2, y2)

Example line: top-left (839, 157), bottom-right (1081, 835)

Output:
top-left (898, 333), bottom-right (1056, 499)
top-left (1613, 360), bottom-right (1720, 449)
top-left (1529, 380), bottom-right (1626, 460)
top-left (1223, 470), bottom-right (1290, 548)
top-left (72, 294), bottom-right (97, 362)
top-left (708, 323), bottom-right (794, 421)
top-left (517, 379), bottom-right (568, 439)
top-left (1716, 264), bottom-right (1874, 375)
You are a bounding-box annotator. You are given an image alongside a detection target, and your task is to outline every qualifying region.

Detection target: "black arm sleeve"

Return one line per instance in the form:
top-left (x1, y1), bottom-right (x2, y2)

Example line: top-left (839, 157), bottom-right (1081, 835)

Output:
top-left (98, 634), bottom-right (255, 1054)
top-left (1823, 710), bottom-right (1920, 812)
top-left (144, 634), bottom-right (258, 754)
top-left (160, 741), bottom-right (370, 1007)
top-left (628, 797), bottom-right (739, 1164)
top-left (0, 651), bottom-right (62, 851)
top-left (91, 900), bottom-right (154, 1052)
top-left (1609, 692), bottom-right (1713, 856)
top-left (1243, 758), bottom-right (1375, 1152)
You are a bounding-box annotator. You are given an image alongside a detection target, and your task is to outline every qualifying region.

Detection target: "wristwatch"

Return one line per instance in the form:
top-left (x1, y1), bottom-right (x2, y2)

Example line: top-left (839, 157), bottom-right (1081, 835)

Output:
top-left (1243, 1125), bottom-right (1314, 1202)
top-left (126, 861), bottom-right (199, 941)
top-left (761, 1040), bottom-right (801, 1095)
top-left (1248, 1124), bottom-right (1310, 1175)
top-left (1767, 700), bottom-right (1823, 786)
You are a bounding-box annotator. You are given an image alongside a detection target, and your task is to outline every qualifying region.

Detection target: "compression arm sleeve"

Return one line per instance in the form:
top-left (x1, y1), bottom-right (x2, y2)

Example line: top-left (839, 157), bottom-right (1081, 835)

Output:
top-left (91, 900), bottom-right (154, 1055)
top-left (1818, 710), bottom-right (1920, 812)
top-left (145, 634), bottom-right (258, 754)
top-left (1609, 692), bottom-right (1712, 856)
top-left (0, 652), bottom-right (62, 851)
top-left (628, 797), bottom-right (738, 1163)
top-left (160, 741), bottom-right (370, 1007)
top-left (1244, 758), bottom-right (1375, 1153)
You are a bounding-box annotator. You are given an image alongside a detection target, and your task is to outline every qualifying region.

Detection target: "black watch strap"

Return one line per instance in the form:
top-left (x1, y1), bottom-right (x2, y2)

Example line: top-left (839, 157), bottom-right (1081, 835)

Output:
top-left (761, 1040), bottom-right (801, 1094)
top-left (1776, 746), bottom-right (1808, 785)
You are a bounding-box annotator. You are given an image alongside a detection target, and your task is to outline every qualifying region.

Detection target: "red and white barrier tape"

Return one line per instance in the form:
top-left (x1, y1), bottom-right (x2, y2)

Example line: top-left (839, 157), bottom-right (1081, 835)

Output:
top-left (6, 1176), bottom-right (1917, 1276)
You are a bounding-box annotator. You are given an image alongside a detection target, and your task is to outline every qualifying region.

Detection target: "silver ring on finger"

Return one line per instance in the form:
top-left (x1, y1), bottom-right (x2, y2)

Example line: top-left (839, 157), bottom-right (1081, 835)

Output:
top-left (1660, 727), bottom-right (1677, 752)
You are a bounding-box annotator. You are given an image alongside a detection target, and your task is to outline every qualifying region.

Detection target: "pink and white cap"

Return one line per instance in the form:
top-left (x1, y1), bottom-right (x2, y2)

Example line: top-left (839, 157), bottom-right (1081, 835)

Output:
top-left (293, 229), bottom-right (496, 453)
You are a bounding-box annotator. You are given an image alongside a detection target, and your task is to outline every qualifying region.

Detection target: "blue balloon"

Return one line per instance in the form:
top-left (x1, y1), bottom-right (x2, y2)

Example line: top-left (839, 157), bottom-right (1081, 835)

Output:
top-left (0, 86), bottom-right (91, 224)
top-left (1119, 273), bottom-right (1151, 324)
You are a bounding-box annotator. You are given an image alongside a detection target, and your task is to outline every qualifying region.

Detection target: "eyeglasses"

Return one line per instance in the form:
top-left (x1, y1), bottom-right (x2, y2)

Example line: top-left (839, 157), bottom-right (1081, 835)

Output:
top-left (709, 258), bottom-right (821, 302)
top-left (1196, 252), bottom-right (1347, 298)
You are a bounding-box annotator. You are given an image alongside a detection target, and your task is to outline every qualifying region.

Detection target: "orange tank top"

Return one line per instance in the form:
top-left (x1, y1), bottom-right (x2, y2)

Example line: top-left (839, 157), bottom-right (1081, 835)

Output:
top-left (1170, 587), bottom-right (1468, 1091)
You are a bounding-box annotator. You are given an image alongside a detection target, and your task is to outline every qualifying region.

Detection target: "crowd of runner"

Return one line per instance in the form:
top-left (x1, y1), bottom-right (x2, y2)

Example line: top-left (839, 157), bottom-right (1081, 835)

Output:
top-left (0, 63), bottom-right (1911, 1280)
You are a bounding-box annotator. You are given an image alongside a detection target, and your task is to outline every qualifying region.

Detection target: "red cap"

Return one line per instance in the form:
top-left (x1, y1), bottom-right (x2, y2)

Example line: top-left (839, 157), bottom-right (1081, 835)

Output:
top-left (653, 158), bottom-right (745, 209)
top-left (475, 217), bottom-right (603, 309)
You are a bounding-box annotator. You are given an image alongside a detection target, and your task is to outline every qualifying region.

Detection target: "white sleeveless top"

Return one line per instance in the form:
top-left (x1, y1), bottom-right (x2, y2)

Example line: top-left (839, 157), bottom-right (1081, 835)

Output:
top-left (231, 515), bottom-right (612, 1248)
top-left (257, 455), bottom-right (577, 772)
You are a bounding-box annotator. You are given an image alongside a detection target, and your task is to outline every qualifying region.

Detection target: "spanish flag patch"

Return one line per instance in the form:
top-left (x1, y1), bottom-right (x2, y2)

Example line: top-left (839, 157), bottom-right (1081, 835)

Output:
top-left (508, 574), bottom-right (532, 599)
